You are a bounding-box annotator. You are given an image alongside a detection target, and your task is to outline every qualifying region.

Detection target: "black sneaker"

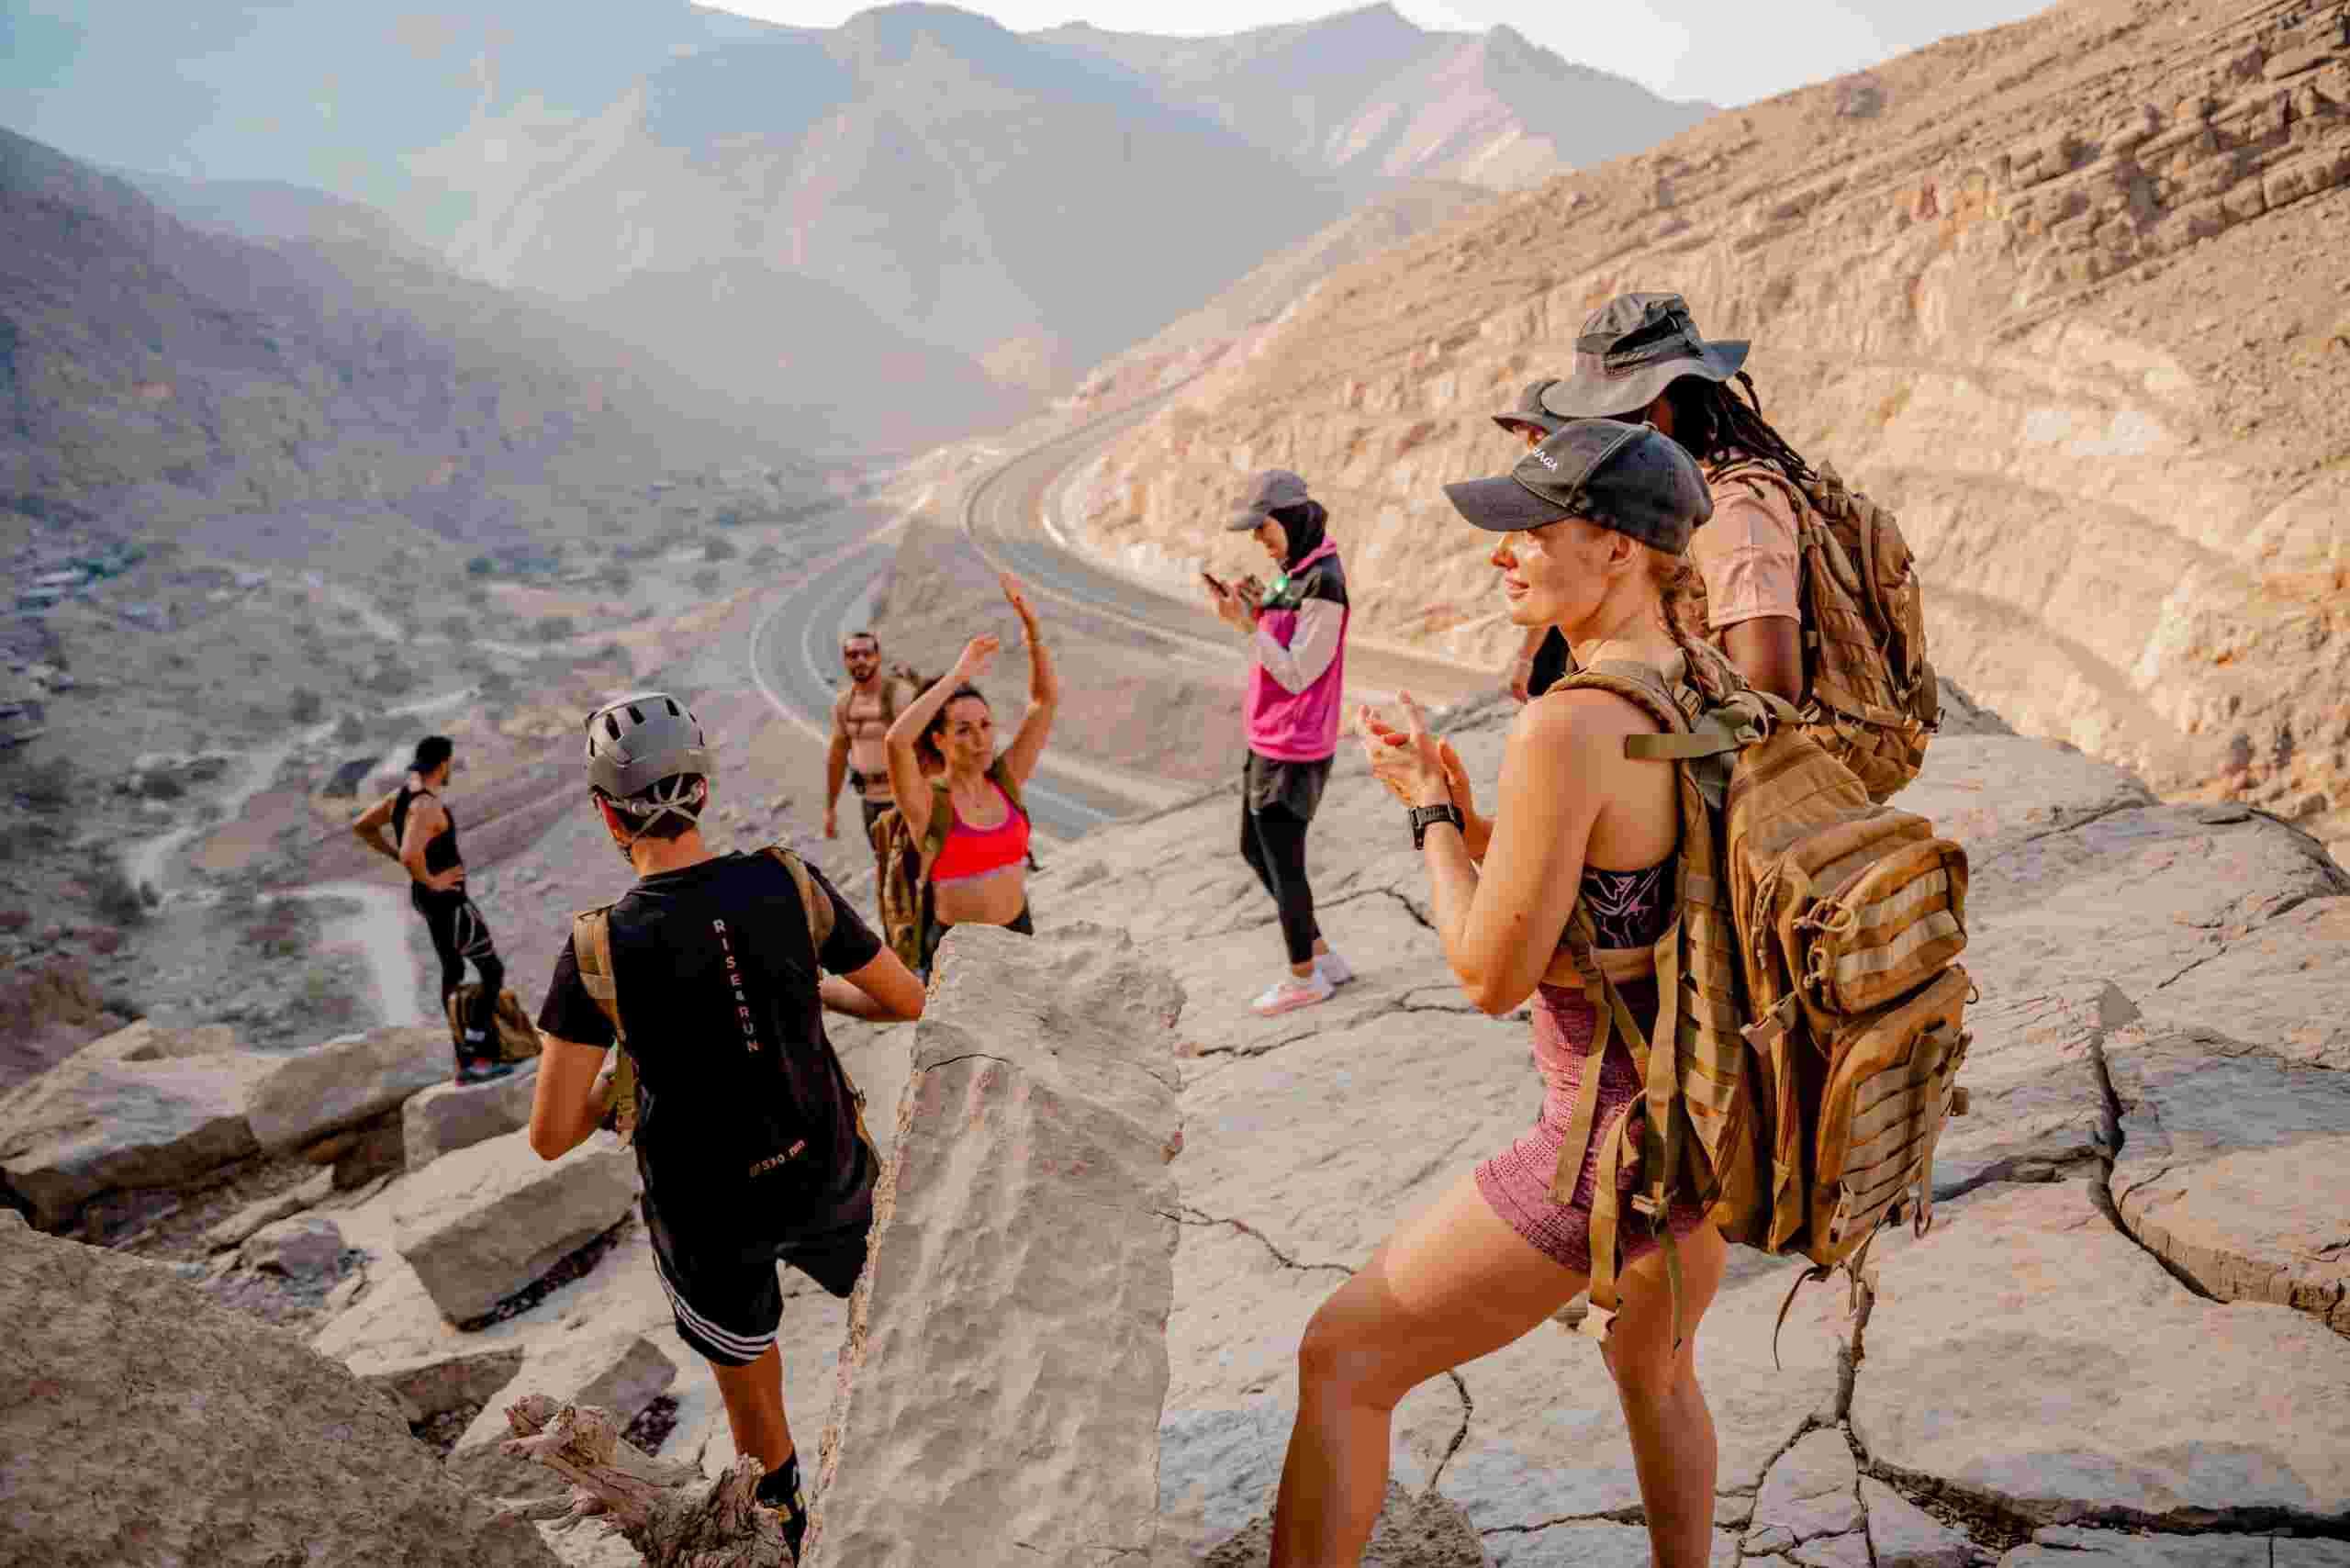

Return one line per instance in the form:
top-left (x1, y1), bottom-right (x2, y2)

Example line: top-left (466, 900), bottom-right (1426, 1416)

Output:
top-left (754, 1455), bottom-right (809, 1561)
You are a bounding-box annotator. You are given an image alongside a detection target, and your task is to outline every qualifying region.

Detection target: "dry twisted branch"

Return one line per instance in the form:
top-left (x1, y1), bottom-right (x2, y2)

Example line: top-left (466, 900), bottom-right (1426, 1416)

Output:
top-left (496, 1394), bottom-right (792, 1567)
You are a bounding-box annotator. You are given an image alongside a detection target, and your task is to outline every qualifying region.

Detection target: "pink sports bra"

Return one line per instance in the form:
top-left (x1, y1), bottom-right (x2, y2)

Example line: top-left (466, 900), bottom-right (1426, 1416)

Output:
top-left (930, 783), bottom-right (1030, 885)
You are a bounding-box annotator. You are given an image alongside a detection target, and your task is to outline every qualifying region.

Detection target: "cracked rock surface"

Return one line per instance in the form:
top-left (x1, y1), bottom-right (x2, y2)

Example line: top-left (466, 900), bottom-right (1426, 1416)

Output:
top-left (1028, 703), bottom-right (2350, 1560)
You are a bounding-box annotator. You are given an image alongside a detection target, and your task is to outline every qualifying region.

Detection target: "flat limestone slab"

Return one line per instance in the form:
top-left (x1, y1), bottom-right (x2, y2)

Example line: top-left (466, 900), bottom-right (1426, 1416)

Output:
top-left (0, 1225), bottom-right (555, 1566)
top-left (1999, 1526), bottom-right (2273, 1568)
top-left (403, 1061), bottom-right (540, 1173)
top-left (1850, 1180), bottom-right (2350, 1522)
top-left (0, 1020), bottom-right (274, 1227)
top-left (2139, 895), bottom-right (2350, 1070)
top-left (248, 1025), bottom-right (450, 1154)
top-left (391, 1128), bottom-right (639, 1325)
top-left (1933, 981), bottom-right (2135, 1198)
top-left (2107, 1030), bottom-right (2350, 1335)
top-left (811, 923), bottom-right (1183, 1568)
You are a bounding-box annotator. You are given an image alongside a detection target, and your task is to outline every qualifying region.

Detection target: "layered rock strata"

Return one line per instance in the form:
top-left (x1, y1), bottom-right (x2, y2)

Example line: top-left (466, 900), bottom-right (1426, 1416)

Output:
top-left (1069, 0), bottom-right (2350, 855)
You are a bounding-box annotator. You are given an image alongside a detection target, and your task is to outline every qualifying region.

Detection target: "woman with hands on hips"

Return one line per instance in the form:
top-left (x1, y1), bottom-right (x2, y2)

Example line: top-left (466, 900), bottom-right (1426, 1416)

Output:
top-left (882, 572), bottom-right (1056, 952)
top-left (1262, 421), bottom-right (1727, 1568)
top-left (1203, 468), bottom-right (1355, 1018)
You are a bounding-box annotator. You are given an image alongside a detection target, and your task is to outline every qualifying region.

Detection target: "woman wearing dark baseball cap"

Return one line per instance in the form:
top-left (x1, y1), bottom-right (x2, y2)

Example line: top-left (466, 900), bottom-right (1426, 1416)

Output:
top-left (1488, 378), bottom-right (1573, 702)
top-left (1264, 420), bottom-right (1726, 1568)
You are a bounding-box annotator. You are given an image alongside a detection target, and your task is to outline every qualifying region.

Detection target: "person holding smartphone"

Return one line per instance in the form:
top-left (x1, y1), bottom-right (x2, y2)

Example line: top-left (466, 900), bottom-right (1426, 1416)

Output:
top-left (1203, 469), bottom-right (1354, 1016)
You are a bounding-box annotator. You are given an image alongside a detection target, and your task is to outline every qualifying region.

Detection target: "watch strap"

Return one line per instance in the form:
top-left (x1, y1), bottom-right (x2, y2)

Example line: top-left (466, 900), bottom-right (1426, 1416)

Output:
top-left (1409, 803), bottom-right (1465, 849)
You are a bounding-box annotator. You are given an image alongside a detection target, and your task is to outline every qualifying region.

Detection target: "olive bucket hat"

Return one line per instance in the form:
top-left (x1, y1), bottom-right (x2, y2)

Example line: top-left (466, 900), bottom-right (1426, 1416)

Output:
top-left (1442, 418), bottom-right (1714, 554)
top-left (1537, 292), bottom-right (1749, 421)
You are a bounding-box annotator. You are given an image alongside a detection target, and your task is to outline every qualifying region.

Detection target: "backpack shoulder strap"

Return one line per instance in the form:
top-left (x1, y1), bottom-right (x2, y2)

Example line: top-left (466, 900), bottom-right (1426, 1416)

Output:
top-left (986, 756), bottom-right (1027, 821)
top-left (923, 779), bottom-right (957, 861)
top-left (567, 906), bottom-right (624, 1044)
top-left (763, 844), bottom-right (836, 958)
top-left (1559, 660), bottom-right (1690, 737)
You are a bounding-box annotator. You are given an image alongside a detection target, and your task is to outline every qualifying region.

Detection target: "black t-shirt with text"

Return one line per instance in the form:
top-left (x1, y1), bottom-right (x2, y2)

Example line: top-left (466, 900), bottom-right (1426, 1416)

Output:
top-left (538, 852), bottom-right (882, 1225)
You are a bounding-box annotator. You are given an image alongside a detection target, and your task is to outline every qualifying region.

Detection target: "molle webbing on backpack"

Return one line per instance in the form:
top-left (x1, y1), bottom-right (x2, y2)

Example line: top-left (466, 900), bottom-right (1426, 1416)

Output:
top-left (1544, 658), bottom-right (1752, 1345)
top-left (576, 845), bottom-right (835, 1144)
top-left (1708, 459), bottom-right (1938, 803)
top-left (1547, 650), bottom-right (1971, 1351)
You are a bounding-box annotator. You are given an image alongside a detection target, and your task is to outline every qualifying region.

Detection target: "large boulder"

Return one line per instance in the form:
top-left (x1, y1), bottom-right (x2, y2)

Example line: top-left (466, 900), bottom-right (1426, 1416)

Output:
top-left (0, 1223), bottom-right (557, 1566)
top-left (812, 923), bottom-right (1184, 1568)
top-left (247, 1025), bottom-right (449, 1154)
top-left (0, 1020), bottom-right (276, 1228)
top-left (404, 1061), bottom-right (540, 1172)
top-left (391, 1129), bottom-right (639, 1325)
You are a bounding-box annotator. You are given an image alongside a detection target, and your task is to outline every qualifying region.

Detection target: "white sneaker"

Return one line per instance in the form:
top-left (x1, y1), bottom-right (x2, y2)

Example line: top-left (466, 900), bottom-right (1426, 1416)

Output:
top-left (1315, 950), bottom-right (1355, 987)
top-left (1251, 969), bottom-right (1335, 1016)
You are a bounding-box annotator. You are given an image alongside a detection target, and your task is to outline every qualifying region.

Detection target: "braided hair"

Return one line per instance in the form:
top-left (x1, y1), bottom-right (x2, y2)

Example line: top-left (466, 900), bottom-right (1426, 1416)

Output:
top-left (1659, 371), bottom-right (1818, 486)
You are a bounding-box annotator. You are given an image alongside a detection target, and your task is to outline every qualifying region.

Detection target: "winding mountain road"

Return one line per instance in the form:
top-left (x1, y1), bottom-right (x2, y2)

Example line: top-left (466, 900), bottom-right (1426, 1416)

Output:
top-left (748, 384), bottom-right (1494, 838)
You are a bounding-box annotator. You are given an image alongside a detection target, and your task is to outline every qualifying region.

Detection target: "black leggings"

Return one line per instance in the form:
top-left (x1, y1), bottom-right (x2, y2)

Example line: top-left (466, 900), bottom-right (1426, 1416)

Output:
top-left (1240, 801), bottom-right (1321, 967)
top-left (413, 885), bottom-right (504, 1046)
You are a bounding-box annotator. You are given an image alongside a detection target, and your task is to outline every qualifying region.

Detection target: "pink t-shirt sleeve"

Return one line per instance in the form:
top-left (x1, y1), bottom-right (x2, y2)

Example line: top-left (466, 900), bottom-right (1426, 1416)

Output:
top-left (1690, 479), bottom-right (1802, 630)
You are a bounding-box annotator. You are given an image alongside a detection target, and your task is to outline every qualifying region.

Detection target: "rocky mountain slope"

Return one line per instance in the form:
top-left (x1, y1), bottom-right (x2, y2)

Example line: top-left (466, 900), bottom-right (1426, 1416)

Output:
top-left (1063, 0), bottom-right (2350, 858)
top-left (1039, 3), bottom-right (1714, 191)
top-left (6, 689), bottom-right (2343, 1564)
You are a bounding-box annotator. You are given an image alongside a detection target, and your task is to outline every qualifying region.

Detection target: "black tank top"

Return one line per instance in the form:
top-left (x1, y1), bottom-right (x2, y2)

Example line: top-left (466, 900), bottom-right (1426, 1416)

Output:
top-left (391, 784), bottom-right (462, 878)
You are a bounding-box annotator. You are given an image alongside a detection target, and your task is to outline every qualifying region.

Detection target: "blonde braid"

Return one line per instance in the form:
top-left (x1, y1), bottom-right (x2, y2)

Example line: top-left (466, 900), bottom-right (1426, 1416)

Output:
top-left (1647, 548), bottom-right (1729, 702)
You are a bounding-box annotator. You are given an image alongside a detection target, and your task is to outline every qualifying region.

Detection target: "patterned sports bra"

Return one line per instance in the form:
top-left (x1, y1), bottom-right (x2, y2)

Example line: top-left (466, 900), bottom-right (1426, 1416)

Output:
top-left (1579, 859), bottom-right (1673, 950)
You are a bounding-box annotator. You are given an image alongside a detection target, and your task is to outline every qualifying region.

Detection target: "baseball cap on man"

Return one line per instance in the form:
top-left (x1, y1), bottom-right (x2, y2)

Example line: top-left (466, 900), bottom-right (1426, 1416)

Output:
top-left (1491, 378), bottom-right (1569, 439)
top-left (1226, 468), bottom-right (1312, 531)
top-left (1441, 419), bottom-right (1713, 554)
top-left (1537, 293), bottom-right (1749, 421)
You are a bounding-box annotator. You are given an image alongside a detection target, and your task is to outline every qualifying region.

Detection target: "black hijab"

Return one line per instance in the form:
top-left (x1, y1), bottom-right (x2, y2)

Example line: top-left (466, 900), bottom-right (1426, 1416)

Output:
top-left (1268, 499), bottom-right (1329, 572)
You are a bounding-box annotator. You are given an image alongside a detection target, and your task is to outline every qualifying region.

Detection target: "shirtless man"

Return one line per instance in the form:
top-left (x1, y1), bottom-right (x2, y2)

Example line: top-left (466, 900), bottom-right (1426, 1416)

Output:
top-left (822, 633), bottom-right (915, 855)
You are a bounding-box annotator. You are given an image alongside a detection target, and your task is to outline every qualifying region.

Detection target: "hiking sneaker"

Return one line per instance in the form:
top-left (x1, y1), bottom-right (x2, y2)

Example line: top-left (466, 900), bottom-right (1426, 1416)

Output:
top-left (1251, 969), bottom-right (1335, 1017)
top-left (454, 1057), bottom-right (517, 1087)
top-left (755, 1455), bottom-right (809, 1561)
top-left (1315, 950), bottom-right (1356, 987)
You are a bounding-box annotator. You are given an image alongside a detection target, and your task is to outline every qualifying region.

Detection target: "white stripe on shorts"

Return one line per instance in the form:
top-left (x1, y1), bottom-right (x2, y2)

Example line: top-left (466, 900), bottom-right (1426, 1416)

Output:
top-left (651, 1244), bottom-right (774, 1361)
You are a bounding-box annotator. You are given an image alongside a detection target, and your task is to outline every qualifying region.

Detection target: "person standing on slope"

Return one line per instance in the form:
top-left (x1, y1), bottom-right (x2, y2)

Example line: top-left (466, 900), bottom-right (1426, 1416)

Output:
top-left (883, 572), bottom-right (1057, 963)
top-left (526, 691), bottom-right (923, 1562)
top-left (1203, 469), bottom-right (1354, 1017)
top-left (351, 735), bottom-right (513, 1084)
top-left (1490, 379), bottom-right (1576, 704)
top-left (822, 631), bottom-right (916, 862)
top-left (1267, 421), bottom-right (1725, 1568)
top-left (1523, 291), bottom-right (1813, 704)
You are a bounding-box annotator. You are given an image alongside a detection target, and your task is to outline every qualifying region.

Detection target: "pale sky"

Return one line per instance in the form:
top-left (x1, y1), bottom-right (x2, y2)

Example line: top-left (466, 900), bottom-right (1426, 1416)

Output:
top-left (713, 0), bottom-right (2056, 106)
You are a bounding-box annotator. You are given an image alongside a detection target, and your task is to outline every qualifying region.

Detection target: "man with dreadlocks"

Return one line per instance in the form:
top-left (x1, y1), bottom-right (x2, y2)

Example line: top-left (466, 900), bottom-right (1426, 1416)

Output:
top-left (1524, 293), bottom-right (1815, 704)
top-left (526, 690), bottom-right (924, 1560)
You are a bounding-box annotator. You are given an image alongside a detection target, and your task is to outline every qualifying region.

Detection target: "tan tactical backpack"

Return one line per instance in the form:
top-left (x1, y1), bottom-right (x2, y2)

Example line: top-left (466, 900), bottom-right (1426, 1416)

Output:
top-left (1707, 459), bottom-right (1940, 803)
top-left (576, 844), bottom-right (835, 1141)
top-left (442, 984), bottom-right (543, 1067)
top-left (1548, 649), bottom-right (1971, 1346)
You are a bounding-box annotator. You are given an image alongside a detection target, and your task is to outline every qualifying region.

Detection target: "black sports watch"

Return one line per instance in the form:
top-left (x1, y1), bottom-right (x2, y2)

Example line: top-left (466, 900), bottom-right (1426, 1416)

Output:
top-left (1408, 802), bottom-right (1464, 850)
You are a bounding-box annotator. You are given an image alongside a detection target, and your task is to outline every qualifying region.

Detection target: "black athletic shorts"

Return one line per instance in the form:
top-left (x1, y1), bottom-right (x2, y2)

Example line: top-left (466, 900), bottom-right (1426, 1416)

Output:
top-left (642, 1139), bottom-right (878, 1368)
top-left (859, 795), bottom-right (890, 838)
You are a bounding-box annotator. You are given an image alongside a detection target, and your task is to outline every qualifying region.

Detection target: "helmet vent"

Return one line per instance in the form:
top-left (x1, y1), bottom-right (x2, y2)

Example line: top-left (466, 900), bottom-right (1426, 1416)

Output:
top-left (626, 704), bottom-right (643, 724)
top-left (604, 714), bottom-right (621, 741)
top-left (664, 698), bottom-right (679, 716)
